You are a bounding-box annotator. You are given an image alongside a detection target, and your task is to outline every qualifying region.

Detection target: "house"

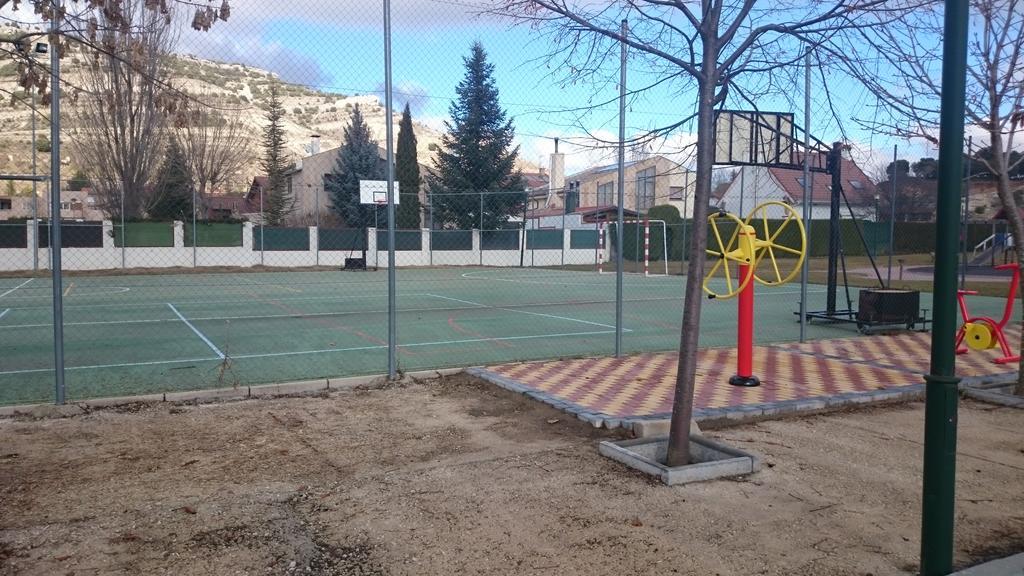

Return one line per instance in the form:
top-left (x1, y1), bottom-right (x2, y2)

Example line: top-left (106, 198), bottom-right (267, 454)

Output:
top-left (0, 188), bottom-right (104, 221)
top-left (283, 135), bottom-right (430, 226)
top-left (562, 155), bottom-right (696, 218)
top-left (716, 155), bottom-right (877, 219)
top-left (202, 193), bottom-right (253, 221)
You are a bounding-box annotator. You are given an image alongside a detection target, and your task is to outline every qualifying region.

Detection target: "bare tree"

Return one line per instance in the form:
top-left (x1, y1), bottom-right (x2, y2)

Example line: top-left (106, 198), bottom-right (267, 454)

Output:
top-left (67, 0), bottom-right (176, 218)
top-left (176, 95), bottom-right (255, 205)
top-left (495, 0), bottom-right (923, 466)
top-left (842, 0), bottom-right (1024, 393)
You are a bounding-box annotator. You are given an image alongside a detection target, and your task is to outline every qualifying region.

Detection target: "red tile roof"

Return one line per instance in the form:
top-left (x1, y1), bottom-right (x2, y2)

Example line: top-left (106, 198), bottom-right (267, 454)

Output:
top-left (767, 157), bottom-right (877, 205)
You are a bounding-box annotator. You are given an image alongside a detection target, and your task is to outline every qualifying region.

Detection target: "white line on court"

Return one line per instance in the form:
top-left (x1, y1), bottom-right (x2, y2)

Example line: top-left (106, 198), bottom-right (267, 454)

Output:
top-left (0, 278), bottom-right (34, 300)
top-left (166, 303), bottom-right (225, 359)
top-left (4, 291), bottom-right (413, 310)
top-left (0, 309), bottom-right (8, 322)
top-left (0, 329), bottom-right (615, 376)
top-left (0, 356), bottom-right (221, 376)
top-left (425, 293), bottom-right (628, 331)
top-left (2, 294), bottom-right (701, 330)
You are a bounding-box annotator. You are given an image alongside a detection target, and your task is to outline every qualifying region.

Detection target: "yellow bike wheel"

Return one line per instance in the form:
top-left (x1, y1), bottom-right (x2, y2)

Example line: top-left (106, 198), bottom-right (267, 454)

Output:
top-left (744, 201), bottom-right (807, 287)
top-left (703, 210), bottom-right (755, 299)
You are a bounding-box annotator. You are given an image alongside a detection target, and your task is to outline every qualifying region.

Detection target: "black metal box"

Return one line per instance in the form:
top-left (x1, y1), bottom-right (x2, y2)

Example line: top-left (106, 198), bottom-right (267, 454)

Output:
top-left (857, 289), bottom-right (920, 325)
top-left (344, 257), bottom-right (367, 270)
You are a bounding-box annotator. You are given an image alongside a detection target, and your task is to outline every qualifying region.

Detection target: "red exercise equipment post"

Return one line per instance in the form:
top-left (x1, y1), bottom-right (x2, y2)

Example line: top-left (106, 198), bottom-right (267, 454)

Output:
top-left (955, 263), bottom-right (1020, 364)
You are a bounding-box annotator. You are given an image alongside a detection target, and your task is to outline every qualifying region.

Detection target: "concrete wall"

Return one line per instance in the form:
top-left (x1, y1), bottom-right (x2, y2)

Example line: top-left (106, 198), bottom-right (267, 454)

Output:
top-left (0, 221), bottom-right (608, 272)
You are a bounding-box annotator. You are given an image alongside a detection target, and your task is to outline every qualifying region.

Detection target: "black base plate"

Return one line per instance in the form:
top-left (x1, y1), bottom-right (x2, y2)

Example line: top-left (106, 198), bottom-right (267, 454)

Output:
top-left (729, 374), bottom-right (761, 387)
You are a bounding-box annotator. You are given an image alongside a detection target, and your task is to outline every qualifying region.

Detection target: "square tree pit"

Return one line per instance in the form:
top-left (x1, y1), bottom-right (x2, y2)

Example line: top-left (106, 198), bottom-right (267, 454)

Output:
top-left (599, 435), bottom-right (761, 485)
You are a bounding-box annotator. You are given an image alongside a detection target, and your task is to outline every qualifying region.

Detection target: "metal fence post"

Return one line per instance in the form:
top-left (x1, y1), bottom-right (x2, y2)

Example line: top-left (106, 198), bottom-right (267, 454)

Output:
top-left (49, 0), bottom-right (66, 405)
top-left (614, 18), bottom-right (627, 357)
top-left (383, 0), bottom-right (397, 380)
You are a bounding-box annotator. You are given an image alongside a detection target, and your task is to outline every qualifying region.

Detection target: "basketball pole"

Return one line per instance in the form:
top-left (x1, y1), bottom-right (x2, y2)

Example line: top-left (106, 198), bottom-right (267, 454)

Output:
top-left (383, 0), bottom-right (397, 380)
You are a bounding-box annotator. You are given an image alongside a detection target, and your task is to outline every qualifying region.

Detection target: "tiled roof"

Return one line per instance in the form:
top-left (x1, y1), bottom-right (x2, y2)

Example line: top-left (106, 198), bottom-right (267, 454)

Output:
top-left (767, 156), bottom-right (877, 205)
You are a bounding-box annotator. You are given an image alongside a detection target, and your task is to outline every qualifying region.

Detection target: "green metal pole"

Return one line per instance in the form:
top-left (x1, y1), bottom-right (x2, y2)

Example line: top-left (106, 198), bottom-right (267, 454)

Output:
top-left (920, 0), bottom-right (969, 573)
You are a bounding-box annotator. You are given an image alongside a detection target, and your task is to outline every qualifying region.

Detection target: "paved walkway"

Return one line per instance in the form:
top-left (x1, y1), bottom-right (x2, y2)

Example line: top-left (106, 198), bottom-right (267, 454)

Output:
top-left (471, 327), bottom-right (1019, 429)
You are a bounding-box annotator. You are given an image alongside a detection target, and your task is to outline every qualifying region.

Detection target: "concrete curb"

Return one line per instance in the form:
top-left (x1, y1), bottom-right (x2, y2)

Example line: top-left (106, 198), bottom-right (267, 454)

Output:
top-left (0, 368), bottom-right (465, 417)
top-left (468, 367), bottom-right (932, 432)
top-left (950, 552), bottom-right (1024, 575)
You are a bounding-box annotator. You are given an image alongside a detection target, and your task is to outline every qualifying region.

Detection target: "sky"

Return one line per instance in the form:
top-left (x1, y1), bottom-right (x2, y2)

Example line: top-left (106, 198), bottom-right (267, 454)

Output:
top-left (2, 0), bottom-right (965, 179)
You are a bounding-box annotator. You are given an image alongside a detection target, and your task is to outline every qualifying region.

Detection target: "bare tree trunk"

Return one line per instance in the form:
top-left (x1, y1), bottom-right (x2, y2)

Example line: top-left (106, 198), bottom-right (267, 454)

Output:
top-left (665, 66), bottom-right (718, 467)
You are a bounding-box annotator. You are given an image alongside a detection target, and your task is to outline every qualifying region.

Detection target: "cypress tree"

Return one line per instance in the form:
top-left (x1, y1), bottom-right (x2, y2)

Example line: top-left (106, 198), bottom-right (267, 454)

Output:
top-left (429, 42), bottom-right (522, 230)
top-left (149, 139), bottom-right (193, 221)
top-left (395, 103), bottom-right (422, 229)
top-left (326, 104), bottom-right (384, 228)
top-left (261, 83), bottom-right (293, 226)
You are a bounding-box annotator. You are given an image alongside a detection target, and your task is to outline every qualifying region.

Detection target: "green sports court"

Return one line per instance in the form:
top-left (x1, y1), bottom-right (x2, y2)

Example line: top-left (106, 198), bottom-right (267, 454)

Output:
top-left (0, 267), bottom-right (1009, 406)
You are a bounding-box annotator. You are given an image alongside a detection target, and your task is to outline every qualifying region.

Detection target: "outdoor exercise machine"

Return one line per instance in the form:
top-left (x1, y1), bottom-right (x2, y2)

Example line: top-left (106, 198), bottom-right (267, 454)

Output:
top-left (703, 200), bottom-right (807, 386)
top-left (956, 263), bottom-right (1021, 364)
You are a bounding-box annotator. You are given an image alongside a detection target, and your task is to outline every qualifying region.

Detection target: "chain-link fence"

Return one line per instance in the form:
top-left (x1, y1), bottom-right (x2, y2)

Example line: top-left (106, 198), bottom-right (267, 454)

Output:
top-left (1, 1), bottom-right (1015, 406)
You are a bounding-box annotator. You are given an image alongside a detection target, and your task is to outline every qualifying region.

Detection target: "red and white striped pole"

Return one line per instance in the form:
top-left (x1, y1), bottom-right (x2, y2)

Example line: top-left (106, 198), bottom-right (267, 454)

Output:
top-left (643, 218), bottom-right (650, 277)
top-left (597, 221), bottom-right (605, 274)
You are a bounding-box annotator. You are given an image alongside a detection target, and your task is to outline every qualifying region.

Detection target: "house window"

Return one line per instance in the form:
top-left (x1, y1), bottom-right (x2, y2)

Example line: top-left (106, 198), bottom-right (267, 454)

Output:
top-left (669, 186), bottom-right (684, 201)
top-left (597, 182), bottom-right (614, 206)
top-left (0, 198), bottom-right (11, 210)
top-left (849, 179), bottom-right (863, 190)
top-left (636, 167), bottom-right (656, 211)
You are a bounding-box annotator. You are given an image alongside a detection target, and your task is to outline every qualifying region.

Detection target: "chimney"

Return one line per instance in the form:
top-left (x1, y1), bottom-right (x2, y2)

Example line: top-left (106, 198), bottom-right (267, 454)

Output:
top-left (547, 138), bottom-right (565, 208)
top-left (310, 134), bottom-right (321, 156)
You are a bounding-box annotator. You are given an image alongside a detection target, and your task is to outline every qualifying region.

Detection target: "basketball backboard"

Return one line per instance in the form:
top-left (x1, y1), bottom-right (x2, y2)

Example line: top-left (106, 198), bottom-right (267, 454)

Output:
top-left (714, 110), bottom-right (829, 172)
top-left (359, 180), bottom-right (401, 204)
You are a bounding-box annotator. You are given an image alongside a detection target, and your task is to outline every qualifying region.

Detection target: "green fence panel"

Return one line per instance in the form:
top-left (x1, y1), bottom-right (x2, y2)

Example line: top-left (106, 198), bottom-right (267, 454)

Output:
top-left (0, 222), bottom-right (27, 248)
top-left (526, 229), bottom-right (562, 250)
top-left (318, 228), bottom-right (367, 251)
top-left (113, 221), bottom-right (174, 248)
top-left (569, 229), bottom-right (599, 250)
top-left (39, 221), bottom-right (104, 248)
top-left (431, 230), bottom-right (473, 251)
top-left (376, 230), bottom-right (423, 251)
top-left (253, 226), bottom-right (309, 251)
top-left (185, 222), bottom-right (243, 247)
top-left (481, 229), bottom-right (519, 250)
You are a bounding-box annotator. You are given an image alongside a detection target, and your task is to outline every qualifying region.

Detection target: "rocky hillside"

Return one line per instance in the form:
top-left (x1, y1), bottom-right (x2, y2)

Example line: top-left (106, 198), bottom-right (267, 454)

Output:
top-left (0, 27), bottom-right (444, 195)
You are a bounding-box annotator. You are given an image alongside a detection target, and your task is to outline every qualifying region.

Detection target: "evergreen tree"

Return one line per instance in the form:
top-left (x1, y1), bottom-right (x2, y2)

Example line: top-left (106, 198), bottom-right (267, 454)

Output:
top-left (429, 42), bottom-right (522, 230)
top-left (326, 104), bottom-right (384, 228)
top-left (261, 83), bottom-right (293, 225)
top-left (148, 139), bottom-right (194, 221)
top-left (396, 103), bottom-right (422, 229)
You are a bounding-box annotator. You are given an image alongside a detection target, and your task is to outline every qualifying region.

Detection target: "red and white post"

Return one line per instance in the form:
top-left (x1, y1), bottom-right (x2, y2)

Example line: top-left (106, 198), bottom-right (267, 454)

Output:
top-left (597, 221), bottom-right (605, 274)
top-left (643, 218), bottom-right (650, 277)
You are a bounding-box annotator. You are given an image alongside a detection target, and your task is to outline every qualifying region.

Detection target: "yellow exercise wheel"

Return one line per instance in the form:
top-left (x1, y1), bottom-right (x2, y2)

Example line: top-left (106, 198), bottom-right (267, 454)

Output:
top-left (703, 210), bottom-right (756, 299)
top-left (743, 201), bottom-right (808, 287)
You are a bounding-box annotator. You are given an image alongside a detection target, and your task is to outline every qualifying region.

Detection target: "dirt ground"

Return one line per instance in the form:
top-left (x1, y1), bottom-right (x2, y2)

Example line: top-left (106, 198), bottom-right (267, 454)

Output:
top-left (1, 375), bottom-right (1022, 576)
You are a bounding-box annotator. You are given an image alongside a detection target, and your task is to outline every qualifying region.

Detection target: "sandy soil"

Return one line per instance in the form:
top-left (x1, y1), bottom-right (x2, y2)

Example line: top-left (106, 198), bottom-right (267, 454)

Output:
top-left (1, 375), bottom-right (1022, 576)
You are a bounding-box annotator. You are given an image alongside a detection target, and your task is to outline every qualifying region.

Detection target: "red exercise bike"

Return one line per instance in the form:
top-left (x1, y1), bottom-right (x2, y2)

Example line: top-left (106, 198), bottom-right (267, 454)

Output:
top-left (956, 263), bottom-right (1021, 364)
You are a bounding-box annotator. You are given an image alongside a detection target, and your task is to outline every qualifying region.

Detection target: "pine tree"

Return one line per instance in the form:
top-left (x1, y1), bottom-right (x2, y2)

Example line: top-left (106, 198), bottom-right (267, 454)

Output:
top-left (429, 42), bottom-right (523, 230)
top-left (326, 104), bottom-right (384, 228)
top-left (395, 103), bottom-right (422, 229)
top-left (148, 139), bottom-right (194, 221)
top-left (261, 83), bottom-right (293, 226)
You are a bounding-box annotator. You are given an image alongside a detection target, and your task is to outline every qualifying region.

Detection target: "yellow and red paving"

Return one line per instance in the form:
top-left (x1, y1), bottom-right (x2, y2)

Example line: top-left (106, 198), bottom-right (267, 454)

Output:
top-left (477, 328), bottom-right (1018, 425)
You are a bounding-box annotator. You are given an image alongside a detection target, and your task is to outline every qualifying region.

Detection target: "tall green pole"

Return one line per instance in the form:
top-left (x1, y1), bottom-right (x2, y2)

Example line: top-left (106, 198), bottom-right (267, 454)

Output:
top-left (920, 0), bottom-right (969, 573)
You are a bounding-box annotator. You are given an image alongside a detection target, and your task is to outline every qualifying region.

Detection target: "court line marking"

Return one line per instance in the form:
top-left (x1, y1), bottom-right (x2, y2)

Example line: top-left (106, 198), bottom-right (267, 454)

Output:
top-left (424, 293), bottom-right (627, 331)
top-left (0, 329), bottom-right (615, 375)
top-left (2, 291), bottom-right (418, 310)
top-left (0, 278), bottom-right (34, 300)
top-left (166, 303), bottom-right (225, 359)
top-left (63, 282), bottom-right (75, 297)
top-left (0, 309), bottom-right (8, 322)
top-left (1, 293), bottom-right (833, 330)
